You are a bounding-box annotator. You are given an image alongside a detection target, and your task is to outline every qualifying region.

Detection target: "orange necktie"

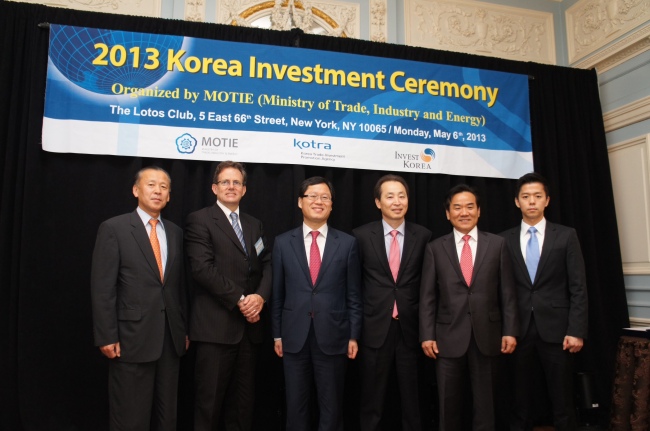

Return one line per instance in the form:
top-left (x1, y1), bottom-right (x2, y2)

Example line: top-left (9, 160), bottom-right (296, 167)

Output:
top-left (149, 219), bottom-right (164, 281)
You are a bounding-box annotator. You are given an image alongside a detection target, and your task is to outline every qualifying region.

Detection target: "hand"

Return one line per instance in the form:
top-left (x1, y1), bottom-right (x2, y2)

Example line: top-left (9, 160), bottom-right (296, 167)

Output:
top-left (274, 339), bottom-right (283, 358)
top-left (246, 314), bottom-right (260, 323)
top-left (501, 336), bottom-right (517, 354)
top-left (185, 335), bottom-right (190, 351)
top-left (348, 339), bottom-right (358, 359)
top-left (239, 294), bottom-right (264, 319)
top-left (422, 340), bottom-right (438, 359)
top-left (563, 336), bottom-right (584, 353)
top-left (100, 342), bottom-right (121, 359)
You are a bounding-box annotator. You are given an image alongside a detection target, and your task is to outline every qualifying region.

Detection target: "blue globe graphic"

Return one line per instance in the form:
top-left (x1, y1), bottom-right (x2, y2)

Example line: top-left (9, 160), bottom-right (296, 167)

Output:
top-left (49, 26), bottom-right (184, 95)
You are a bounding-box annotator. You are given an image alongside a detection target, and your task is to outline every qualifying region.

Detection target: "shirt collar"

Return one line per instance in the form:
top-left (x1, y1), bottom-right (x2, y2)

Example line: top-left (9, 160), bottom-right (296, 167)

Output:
top-left (382, 219), bottom-right (405, 236)
top-left (303, 222), bottom-right (328, 239)
top-left (216, 199), bottom-right (240, 219)
top-left (521, 217), bottom-right (546, 236)
top-left (453, 226), bottom-right (477, 243)
top-left (136, 206), bottom-right (164, 229)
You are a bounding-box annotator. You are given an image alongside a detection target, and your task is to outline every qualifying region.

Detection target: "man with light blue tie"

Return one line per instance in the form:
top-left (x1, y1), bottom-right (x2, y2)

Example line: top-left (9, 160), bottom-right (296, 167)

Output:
top-left (500, 172), bottom-right (588, 431)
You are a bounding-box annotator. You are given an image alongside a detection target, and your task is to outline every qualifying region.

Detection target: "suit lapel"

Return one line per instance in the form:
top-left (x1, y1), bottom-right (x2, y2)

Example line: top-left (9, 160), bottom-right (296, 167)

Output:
top-left (210, 204), bottom-right (247, 255)
top-left (369, 222), bottom-right (393, 282)
top-left (536, 222), bottom-right (557, 281)
top-left (290, 227), bottom-right (312, 285)
top-left (163, 218), bottom-right (176, 286)
top-left (130, 211), bottom-right (162, 283)
top-left (442, 233), bottom-right (465, 285)
top-left (507, 227), bottom-right (528, 281)
top-left (318, 228), bottom-right (340, 286)
top-left (399, 223), bottom-right (418, 282)
top-left (472, 230), bottom-right (490, 287)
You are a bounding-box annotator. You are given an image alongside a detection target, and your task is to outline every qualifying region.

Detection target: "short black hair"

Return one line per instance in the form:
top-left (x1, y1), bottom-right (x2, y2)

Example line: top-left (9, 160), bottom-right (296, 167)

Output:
top-left (133, 166), bottom-right (171, 187)
top-left (299, 176), bottom-right (335, 201)
top-left (516, 172), bottom-right (549, 197)
top-left (444, 184), bottom-right (480, 210)
top-left (213, 161), bottom-right (247, 185)
top-left (373, 174), bottom-right (409, 201)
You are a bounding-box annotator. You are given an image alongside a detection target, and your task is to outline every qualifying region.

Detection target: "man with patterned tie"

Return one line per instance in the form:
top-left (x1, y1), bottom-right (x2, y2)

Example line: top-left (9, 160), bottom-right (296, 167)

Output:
top-left (185, 161), bottom-right (272, 431)
top-left (91, 166), bottom-right (188, 431)
top-left (352, 174), bottom-right (431, 431)
top-left (271, 176), bottom-right (363, 431)
top-left (420, 184), bottom-right (519, 431)
top-left (501, 173), bottom-right (588, 431)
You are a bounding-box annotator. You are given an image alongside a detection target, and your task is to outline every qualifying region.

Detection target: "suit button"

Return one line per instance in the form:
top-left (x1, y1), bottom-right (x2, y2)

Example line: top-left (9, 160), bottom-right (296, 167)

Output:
top-left (312, 291), bottom-right (316, 295)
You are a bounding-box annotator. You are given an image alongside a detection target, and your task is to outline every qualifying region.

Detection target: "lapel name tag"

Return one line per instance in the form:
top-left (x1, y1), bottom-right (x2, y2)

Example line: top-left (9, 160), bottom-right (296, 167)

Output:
top-left (254, 237), bottom-right (264, 256)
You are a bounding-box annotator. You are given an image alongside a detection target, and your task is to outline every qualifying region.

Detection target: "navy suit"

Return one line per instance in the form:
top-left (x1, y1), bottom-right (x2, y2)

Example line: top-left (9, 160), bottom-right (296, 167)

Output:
top-left (271, 225), bottom-right (362, 431)
top-left (501, 222), bottom-right (588, 431)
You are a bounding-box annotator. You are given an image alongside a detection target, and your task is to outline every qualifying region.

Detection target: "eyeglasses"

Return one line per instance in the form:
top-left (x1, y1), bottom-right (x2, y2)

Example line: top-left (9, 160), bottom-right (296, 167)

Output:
top-left (302, 194), bottom-right (332, 203)
top-left (216, 180), bottom-right (244, 188)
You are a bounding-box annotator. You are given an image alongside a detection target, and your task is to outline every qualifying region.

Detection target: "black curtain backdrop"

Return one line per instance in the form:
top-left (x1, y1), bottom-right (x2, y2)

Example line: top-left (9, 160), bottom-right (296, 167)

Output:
top-left (0, 2), bottom-right (629, 430)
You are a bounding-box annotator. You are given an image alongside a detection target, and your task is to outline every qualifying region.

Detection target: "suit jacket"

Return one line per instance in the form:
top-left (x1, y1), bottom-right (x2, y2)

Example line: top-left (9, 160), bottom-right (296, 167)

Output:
top-left (353, 221), bottom-right (432, 349)
top-left (271, 226), bottom-right (363, 356)
top-left (419, 230), bottom-right (519, 358)
top-left (501, 222), bottom-right (588, 343)
top-left (185, 204), bottom-right (272, 345)
top-left (91, 211), bottom-right (187, 363)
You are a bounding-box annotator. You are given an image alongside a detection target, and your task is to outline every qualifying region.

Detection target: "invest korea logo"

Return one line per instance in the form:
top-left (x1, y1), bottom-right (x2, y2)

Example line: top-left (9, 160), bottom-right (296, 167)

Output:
top-left (176, 133), bottom-right (197, 154)
top-left (394, 148), bottom-right (435, 170)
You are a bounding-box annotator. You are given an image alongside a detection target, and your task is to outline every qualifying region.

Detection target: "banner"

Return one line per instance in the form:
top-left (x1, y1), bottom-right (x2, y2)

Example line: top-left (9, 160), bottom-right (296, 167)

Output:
top-left (43, 25), bottom-right (532, 178)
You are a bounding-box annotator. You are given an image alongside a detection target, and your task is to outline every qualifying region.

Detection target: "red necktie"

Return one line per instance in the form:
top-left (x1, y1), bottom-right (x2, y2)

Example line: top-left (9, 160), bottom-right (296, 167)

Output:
top-left (460, 234), bottom-right (473, 286)
top-left (149, 219), bottom-right (163, 281)
top-left (309, 231), bottom-right (321, 285)
top-left (389, 230), bottom-right (400, 318)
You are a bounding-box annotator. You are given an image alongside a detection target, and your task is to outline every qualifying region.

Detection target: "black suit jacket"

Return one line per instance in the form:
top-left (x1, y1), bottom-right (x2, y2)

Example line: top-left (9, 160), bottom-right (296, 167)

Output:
top-left (501, 222), bottom-right (588, 343)
top-left (91, 211), bottom-right (187, 363)
top-left (185, 204), bottom-right (272, 344)
top-left (353, 221), bottom-right (432, 349)
top-left (419, 230), bottom-right (519, 358)
top-left (271, 226), bottom-right (363, 355)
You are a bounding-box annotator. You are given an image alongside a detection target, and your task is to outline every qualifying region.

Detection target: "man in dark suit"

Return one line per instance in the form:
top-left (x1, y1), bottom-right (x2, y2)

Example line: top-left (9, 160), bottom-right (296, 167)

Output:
top-left (501, 172), bottom-right (588, 431)
top-left (91, 166), bottom-right (188, 431)
top-left (420, 184), bottom-right (519, 431)
top-left (271, 176), bottom-right (363, 431)
top-left (353, 174), bottom-right (432, 431)
top-left (185, 161), bottom-right (272, 431)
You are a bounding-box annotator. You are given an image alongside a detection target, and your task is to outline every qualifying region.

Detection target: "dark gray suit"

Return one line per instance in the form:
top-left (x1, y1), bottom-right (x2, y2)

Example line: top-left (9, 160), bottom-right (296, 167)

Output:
top-left (501, 222), bottom-right (588, 431)
top-left (271, 225), bottom-right (362, 431)
top-left (419, 230), bottom-right (518, 431)
top-left (91, 210), bottom-right (187, 431)
top-left (353, 221), bottom-right (431, 431)
top-left (185, 203), bottom-right (272, 431)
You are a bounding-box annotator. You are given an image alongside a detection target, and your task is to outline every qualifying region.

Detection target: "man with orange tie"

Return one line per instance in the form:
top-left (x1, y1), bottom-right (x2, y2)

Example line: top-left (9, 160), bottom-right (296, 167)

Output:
top-left (353, 174), bottom-right (431, 431)
top-left (91, 166), bottom-right (188, 431)
top-left (420, 184), bottom-right (518, 431)
top-left (271, 176), bottom-right (363, 431)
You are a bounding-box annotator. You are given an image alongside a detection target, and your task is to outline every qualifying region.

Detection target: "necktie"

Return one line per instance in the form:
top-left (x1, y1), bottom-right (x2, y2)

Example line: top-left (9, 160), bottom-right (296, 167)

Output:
top-left (149, 219), bottom-right (163, 281)
top-left (526, 226), bottom-right (540, 282)
top-left (230, 212), bottom-right (248, 255)
top-left (389, 230), bottom-right (400, 319)
top-left (309, 231), bottom-right (321, 285)
top-left (460, 234), bottom-right (473, 286)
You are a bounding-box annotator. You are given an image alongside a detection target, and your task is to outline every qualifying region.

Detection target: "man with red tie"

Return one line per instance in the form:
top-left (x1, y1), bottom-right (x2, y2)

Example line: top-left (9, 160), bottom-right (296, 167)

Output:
top-left (420, 184), bottom-right (518, 431)
top-left (271, 176), bottom-right (363, 431)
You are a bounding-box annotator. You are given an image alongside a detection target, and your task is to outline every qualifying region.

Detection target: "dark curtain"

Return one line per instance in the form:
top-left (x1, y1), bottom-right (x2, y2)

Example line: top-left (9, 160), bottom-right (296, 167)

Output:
top-left (0, 2), bottom-right (629, 430)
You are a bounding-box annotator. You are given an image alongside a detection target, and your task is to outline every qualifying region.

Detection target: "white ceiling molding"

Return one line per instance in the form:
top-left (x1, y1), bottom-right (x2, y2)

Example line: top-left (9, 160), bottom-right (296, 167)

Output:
top-left (572, 24), bottom-right (650, 73)
top-left (566, 0), bottom-right (650, 65)
top-left (404, 0), bottom-right (556, 64)
top-left (603, 95), bottom-right (650, 133)
top-left (11, 0), bottom-right (162, 17)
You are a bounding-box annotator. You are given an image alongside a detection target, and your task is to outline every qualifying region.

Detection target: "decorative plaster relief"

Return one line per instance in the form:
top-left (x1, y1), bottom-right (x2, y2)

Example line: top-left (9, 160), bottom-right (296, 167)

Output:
top-left (185, 0), bottom-right (206, 21)
top-left (573, 25), bottom-right (650, 72)
top-left (566, 0), bottom-right (650, 64)
top-left (13, 0), bottom-right (162, 17)
top-left (370, 0), bottom-right (388, 42)
top-left (404, 0), bottom-right (556, 64)
top-left (217, 0), bottom-right (360, 39)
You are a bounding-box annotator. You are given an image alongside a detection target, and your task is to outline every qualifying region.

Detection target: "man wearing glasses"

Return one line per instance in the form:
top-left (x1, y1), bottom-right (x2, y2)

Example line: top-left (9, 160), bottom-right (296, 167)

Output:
top-left (271, 176), bottom-right (362, 431)
top-left (185, 161), bottom-right (272, 431)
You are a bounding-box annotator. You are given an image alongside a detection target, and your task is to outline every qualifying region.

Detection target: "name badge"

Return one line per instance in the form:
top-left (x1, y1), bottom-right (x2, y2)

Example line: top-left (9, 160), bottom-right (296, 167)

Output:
top-left (254, 237), bottom-right (264, 256)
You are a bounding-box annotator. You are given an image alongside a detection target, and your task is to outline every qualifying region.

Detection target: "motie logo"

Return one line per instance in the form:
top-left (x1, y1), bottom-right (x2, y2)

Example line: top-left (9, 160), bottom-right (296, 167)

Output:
top-left (420, 148), bottom-right (436, 162)
top-left (176, 133), bottom-right (197, 154)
